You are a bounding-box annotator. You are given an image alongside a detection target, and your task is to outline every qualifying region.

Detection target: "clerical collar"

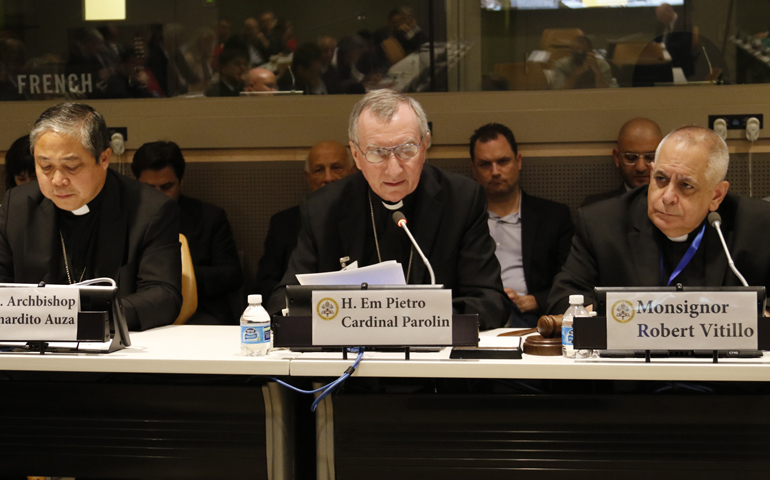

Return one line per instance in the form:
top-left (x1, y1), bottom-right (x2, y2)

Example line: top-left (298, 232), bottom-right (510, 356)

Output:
top-left (370, 187), bottom-right (417, 214)
top-left (661, 219), bottom-right (708, 243)
top-left (71, 204), bottom-right (90, 216)
top-left (667, 233), bottom-right (688, 242)
top-left (59, 187), bottom-right (105, 217)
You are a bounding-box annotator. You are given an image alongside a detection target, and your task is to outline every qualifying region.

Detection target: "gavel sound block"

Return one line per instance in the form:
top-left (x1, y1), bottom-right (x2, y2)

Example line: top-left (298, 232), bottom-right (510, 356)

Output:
top-left (498, 315), bottom-right (564, 356)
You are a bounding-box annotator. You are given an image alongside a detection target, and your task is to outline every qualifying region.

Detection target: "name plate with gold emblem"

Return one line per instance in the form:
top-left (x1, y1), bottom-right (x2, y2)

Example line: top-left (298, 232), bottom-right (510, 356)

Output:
top-left (311, 289), bottom-right (453, 346)
top-left (605, 291), bottom-right (758, 350)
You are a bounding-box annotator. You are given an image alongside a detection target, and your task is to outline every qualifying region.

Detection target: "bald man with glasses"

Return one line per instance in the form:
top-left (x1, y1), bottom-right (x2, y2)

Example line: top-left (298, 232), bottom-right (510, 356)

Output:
top-left (267, 89), bottom-right (516, 330)
top-left (582, 118), bottom-right (663, 207)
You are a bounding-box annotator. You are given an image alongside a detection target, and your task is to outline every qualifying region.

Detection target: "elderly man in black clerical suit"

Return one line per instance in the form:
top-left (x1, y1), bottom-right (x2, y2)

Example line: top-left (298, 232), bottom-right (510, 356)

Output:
top-left (268, 89), bottom-right (515, 330)
top-left (548, 125), bottom-right (770, 314)
top-left (0, 103), bottom-right (181, 330)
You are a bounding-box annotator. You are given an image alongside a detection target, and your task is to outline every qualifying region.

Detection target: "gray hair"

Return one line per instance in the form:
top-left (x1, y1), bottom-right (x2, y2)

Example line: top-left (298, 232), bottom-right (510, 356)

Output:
top-left (30, 103), bottom-right (110, 162)
top-left (304, 140), bottom-right (354, 172)
top-left (655, 125), bottom-right (729, 186)
top-left (348, 89), bottom-right (429, 144)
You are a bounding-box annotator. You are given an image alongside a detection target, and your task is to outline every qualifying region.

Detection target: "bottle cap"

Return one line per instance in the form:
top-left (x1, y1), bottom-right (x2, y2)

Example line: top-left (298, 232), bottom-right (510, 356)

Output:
top-left (248, 294), bottom-right (262, 305)
top-left (569, 294), bottom-right (584, 305)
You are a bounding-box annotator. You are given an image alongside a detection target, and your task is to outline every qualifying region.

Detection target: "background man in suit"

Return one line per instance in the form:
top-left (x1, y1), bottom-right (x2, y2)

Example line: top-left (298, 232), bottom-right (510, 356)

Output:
top-left (582, 117), bottom-right (662, 206)
top-left (268, 89), bottom-right (515, 329)
top-left (132, 141), bottom-right (242, 324)
top-left (548, 126), bottom-right (770, 314)
top-left (470, 123), bottom-right (574, 326)
top-left (254, 140), bottom-right (356, 299)
top-left (205, 44), bottom-right (249, 97)
top-left (0, 102), bottom-right (181, 330)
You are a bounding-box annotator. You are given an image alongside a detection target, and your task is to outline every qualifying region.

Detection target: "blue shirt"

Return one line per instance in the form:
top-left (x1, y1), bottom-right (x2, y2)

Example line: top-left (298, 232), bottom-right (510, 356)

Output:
top-left (488, 196), bottom-right (528, 295)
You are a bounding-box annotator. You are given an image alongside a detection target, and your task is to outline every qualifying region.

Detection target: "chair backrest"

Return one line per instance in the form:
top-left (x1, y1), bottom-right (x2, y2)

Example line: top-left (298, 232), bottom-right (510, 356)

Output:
top-left (612, 41), bottom-right (666, 66)
top-left (541, 28), bottom-right (584, 50)
top-left (381, 36), bottom-right (406, 65)
top-left (494, 62), bottom-right (549, 91)
top-left (174, 233), bottom-right (198, 325)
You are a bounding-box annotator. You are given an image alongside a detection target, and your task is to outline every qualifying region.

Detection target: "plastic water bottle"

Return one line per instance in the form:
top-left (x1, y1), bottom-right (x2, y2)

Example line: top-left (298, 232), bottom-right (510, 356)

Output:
top-left (562, 294), bottom-right (588, 359)
top-left (241, 294), bottom-right (271, 356)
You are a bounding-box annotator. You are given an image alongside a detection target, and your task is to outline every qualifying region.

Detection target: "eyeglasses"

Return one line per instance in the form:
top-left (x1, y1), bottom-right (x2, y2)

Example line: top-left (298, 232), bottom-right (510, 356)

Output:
top-left (356, 139), bottom-right (423, 164)
top-left (620, 152), bottom-right (656, 165)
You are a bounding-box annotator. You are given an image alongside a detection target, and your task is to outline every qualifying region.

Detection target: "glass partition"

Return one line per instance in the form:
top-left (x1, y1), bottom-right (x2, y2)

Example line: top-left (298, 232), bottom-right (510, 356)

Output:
top-left (0, 0), bottom-right (767, 101)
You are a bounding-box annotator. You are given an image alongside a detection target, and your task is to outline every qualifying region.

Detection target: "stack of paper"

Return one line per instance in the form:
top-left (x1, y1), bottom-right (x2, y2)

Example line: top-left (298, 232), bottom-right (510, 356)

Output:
top-left (296, 260), bottom-right (406, 286)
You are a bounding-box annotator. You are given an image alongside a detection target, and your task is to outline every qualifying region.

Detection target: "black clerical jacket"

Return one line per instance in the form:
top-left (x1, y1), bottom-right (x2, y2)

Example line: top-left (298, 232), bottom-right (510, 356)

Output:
top-left (548, 186), bottom-right (770, 314)
top-left (0, 169), bottom-right (182, 330)
top-left (268, 164), bottom-right (515, 330)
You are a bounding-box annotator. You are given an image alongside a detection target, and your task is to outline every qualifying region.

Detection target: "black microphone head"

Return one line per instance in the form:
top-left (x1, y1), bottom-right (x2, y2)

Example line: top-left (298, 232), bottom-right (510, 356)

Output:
top-left (708, 211), bottom-right (722, 227)
top-left (392, 211), bottom-right (407, 226)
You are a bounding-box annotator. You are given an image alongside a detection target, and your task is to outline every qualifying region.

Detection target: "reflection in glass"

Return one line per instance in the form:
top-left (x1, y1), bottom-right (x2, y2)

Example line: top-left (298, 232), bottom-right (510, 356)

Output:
top-left (0, 1), bottom-right (767, 100)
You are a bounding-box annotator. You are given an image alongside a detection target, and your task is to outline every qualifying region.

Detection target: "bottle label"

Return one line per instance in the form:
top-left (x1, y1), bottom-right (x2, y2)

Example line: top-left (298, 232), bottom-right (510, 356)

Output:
top-left (562, 325), bottom-right (573, 346)
top-left (241, 325), bottom-right (271, 344)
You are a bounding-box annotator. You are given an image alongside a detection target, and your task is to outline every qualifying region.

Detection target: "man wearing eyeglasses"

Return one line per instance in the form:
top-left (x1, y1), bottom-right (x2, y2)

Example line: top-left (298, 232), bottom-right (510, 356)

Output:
top-left (548, 126), bottom-right (770, 314)
top-left (582, 118), bottom-right (663, 207)
top-left (267, 89), bottom-right (516, 330)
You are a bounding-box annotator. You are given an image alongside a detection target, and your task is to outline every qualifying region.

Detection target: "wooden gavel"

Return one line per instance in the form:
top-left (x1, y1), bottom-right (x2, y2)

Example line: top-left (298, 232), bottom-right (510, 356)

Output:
top-left (499, 315), bottom-right (563, 338)
top-left (536, 314), bottom-right (563, 338)
top-left (498, 315), bottom-right (564, 355)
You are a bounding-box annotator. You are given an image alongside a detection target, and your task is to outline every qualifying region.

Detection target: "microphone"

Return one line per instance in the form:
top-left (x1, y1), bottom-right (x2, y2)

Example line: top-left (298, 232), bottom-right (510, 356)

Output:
top-left (392, 211), bottom-right (436, 285)
top-left (708, 212), bottom-right (748, 287)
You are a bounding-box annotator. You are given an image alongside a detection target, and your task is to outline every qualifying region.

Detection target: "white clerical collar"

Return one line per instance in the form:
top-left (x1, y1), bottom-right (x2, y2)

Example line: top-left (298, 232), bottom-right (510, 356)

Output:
top-left (382, 200), bottom-right (403, 211)
top-left (71, 204), bottom-right (90, 216)
top-left (667, 233), bottom-right (688, 242)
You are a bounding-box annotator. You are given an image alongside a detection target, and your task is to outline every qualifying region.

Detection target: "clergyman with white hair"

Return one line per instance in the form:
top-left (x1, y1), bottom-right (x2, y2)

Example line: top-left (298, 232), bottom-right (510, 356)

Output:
top-left (267, 89), bottom-right (515, 329)
top-left (548, 125), bottom-right (770, 314)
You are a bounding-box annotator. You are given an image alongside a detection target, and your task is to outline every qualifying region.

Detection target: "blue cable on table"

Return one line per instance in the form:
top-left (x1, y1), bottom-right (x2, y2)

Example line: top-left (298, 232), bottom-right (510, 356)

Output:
top-left (268, 347), bottom-right (365, 412)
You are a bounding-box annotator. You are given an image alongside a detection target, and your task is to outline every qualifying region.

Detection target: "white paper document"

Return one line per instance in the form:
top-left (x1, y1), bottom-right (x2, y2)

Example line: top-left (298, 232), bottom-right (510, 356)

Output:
top-left (296, 260), bottom-right (406, 286)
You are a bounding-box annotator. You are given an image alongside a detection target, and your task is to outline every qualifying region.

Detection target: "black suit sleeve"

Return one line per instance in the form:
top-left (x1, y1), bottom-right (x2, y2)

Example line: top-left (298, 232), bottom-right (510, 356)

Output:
top-left (451, 184), bottom-right (516, 330)
top-left (194, 208), bottom-right (242, 298)
top-left (267, 203), bottom-right (318, 315)
top-left (546, 207), bottom-right (599, 315)
top-left (121, 198), bottom-right (182, 331)
top-left (254, 210), bottom-right (298, 299)
top-left (530, 203), bottom-right (575, 313)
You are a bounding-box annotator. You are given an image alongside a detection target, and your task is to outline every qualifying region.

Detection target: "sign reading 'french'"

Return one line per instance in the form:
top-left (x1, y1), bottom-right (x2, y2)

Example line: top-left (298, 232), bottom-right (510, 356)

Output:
top-left (311, 289), bottom-right (452, 346)
top-left (605, 291), bottom-right (758, 350)
top-left (0, 287), bottom-right (80, 341)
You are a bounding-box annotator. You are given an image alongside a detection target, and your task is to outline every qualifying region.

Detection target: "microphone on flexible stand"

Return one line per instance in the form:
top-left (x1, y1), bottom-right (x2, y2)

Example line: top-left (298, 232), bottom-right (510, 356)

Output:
top-left (708, 211), bottom-right (748, 287)
top-left (392, 211), bottom-right (436, 285)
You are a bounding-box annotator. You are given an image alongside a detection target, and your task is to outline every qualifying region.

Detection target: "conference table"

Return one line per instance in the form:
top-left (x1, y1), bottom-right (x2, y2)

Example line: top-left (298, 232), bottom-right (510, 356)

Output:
top-left (0, 326), bottom-right (298, 480)
top-left (2, 325), bottom-right (770, 479)
top-left (291, 329), bottom-right (770, 480)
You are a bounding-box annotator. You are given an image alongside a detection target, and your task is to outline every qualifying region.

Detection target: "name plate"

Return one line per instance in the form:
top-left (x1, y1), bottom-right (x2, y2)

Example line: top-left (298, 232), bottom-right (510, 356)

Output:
top-left (311, 289), bottom-right (453, 346)
top-left (606, 291), bottom-right (758, 350)
top-left (0, 287), bottom-right (80, 341)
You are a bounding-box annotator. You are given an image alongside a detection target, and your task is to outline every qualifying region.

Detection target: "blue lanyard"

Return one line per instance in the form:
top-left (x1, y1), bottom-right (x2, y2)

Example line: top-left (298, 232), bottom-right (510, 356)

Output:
top-left (660, 224), bottom-right (705, 286)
